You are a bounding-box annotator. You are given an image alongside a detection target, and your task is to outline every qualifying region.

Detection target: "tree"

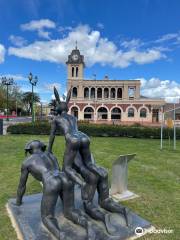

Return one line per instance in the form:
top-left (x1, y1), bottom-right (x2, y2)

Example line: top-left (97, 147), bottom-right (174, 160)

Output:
top-left (0, 83), bottom-right (24, 115)
top-left (49, 99), bottom-right (56, 108)
top-left (0, 86), bottom-right (6, 110)
top-left (22, 92), bottom-right (40, 115)
top-left (9, 85), bottom-right (24, 113)
top-left (48, 99), bottom-right (56, 115)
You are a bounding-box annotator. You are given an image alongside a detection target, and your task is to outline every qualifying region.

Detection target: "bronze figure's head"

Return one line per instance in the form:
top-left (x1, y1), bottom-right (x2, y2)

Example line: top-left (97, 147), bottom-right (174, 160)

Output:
top-left (25, 140), bottom-right (46, 155)
top-left (54, 87), bottom-right (71, 114)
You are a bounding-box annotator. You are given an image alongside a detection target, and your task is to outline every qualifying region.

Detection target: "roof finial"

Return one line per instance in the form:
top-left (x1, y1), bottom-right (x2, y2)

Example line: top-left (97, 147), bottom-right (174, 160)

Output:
top-left (75, 40), bottom-right (78, 50)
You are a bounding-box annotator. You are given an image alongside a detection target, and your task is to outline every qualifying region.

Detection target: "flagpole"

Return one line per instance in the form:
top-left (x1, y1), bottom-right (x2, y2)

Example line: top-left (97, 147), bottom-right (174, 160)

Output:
top-left (160, 106), bottom-right (164, 150)
top-left (173, 103), bottom-right (176, 150)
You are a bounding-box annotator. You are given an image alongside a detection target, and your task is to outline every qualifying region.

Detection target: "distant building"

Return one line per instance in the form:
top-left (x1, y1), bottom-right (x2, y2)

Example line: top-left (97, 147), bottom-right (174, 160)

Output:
top-left (66, 47), bottom-right (165, 124)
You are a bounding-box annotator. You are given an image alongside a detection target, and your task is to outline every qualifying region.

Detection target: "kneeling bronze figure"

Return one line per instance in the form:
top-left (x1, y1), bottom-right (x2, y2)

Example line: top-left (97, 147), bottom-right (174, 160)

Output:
top-left (16, 140), bottom-right (95, 240)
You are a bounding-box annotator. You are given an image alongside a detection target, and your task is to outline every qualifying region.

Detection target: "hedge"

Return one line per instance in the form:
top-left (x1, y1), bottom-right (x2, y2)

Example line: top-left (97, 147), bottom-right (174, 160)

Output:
top-left (7, 121), bottom-right (180, 139)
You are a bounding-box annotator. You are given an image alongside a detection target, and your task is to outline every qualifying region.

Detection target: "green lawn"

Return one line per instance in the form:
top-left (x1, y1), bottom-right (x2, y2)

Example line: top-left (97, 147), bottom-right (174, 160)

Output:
top-left (0, 135), bottom-right (179, 240)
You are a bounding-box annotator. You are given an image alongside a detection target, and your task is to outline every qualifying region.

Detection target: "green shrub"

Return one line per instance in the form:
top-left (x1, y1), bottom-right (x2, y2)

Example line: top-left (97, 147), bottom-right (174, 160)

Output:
top-left (7, 121), bottom-right (180, 139)
top-left (7, 122), bottom-right (50, 135)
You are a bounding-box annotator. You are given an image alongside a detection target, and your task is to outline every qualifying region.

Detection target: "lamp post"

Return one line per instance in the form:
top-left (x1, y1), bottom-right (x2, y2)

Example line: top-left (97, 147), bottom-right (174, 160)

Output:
top-left (28, 72), bottom-right (38, 123)
top-left (1, 77), bottom-right (14, 121)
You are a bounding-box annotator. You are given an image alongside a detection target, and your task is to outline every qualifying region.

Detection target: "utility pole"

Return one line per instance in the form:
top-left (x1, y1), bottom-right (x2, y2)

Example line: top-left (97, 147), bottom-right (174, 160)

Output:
top-left (173, 103), bottom-right (176, 150)
top-left (160, 106), bottom-right (164, 150)
top-left (28, 73), bottom-right (38, 124)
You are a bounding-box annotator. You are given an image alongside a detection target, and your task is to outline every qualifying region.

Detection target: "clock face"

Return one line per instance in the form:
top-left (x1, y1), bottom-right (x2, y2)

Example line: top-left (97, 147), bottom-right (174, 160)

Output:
top-left (72, 54), bottom-right (79, 61)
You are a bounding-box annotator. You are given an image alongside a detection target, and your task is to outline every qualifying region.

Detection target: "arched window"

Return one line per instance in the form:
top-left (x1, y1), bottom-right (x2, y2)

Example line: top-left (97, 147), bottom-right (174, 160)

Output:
top-left (76, 67), bottom-right (78, 77)
top-left (97, 107), bottom-right (108, 120)
top-left (90, 88), bottom-right (95, 98)
top-left (140, 108), bottom-right (147, 118)
top-left (71, 107), bottom-right (78, 119)
top-left (117, 88), bottom-right (122, 98)
top-left (72, 87), bottom-right (77, 98)
top-left (104, 88), bottom-right (109, 99)
top-left (97, 88), bottom-right (102, 99)
top-left (111, 108), bottom-right (121, 120)
top-left (84, 107), bottom-right (94, 120)
top-left (72, 67), bottom-right (74, 77)
top-left (128, 108), bottom-right (134, 117)
top-left (110, 88), bottom-right (115, 99)
top-left (84, 88), bottom-right (89, 98)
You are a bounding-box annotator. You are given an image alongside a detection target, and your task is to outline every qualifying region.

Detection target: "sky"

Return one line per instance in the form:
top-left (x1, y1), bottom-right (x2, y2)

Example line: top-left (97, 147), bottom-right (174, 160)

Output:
top-left (0, 0), bottom-right (180, 103)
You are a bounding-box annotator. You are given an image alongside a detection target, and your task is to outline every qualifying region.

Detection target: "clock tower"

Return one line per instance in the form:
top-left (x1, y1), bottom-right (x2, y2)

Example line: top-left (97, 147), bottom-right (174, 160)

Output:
top-left (66, 45), bottom-right (85, 81)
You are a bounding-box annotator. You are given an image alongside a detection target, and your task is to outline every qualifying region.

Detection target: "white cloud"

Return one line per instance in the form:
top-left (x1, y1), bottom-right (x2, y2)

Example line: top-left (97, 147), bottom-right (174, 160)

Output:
top-left (138, 77), bottom-right (180, 103)
top-left (121, 39), bottom-right (142, 49)
top-left (9, 35), bottom-right (27, 47)
top-left (51, 94), bottom-right (55, 100)
top-left (0, 44), bottom-right (5, 63)
top-left (0, 74), bottom-right (26, 81)
top-left (155, 33), bottom-right (180, 43)
top-left (97, 22), bottom-right (104, 29)
top-left (50, 86), bottom-right (66, 101)
top-left (119, 49), bottom-right (165, 66)
top-left (154, 32), bottom-right (180, 47)
top-left (21, 19), bottom-right (56, 39)
top-left (58, 26), bottom-right (73, 33)
top-left (8, 24), bottom-right (165, 68)
top-left (44, 82), bottom-right (61, 91)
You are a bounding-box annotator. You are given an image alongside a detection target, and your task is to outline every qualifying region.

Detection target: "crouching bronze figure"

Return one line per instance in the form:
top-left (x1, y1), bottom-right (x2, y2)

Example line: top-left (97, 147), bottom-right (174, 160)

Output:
top-left (16, 140), bottom-right (95, 240)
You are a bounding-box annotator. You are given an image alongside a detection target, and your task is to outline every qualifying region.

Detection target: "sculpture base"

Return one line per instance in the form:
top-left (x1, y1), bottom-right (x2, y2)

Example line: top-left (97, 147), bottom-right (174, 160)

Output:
top-left (7, 188), bottom-right (153, 240)
top-left (111, 190), bottom-right (139, 202)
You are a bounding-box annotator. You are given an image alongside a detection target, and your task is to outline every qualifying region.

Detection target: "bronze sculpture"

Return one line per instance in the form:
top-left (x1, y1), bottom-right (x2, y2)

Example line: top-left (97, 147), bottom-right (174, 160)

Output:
top-left (48, 88), bottom-right (128, 228)
top-left (15, 87), bottom-right (129, 240)
top-left (16, 140), bottom-right (95, 240)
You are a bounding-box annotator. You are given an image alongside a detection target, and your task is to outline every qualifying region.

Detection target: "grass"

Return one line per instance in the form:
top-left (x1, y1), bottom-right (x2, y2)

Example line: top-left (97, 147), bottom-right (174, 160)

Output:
top-left (0, 135), bottom-right (179, 240)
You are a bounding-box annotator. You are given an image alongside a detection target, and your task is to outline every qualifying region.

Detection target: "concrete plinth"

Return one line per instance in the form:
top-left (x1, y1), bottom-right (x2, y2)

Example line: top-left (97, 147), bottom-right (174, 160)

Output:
top-left (111, 191), bottom-right (139, 202)
top-left (7, 186), bottom-right (153, 240)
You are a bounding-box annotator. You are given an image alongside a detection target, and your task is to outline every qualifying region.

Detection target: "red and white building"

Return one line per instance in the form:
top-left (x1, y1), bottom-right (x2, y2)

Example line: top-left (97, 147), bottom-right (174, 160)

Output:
top-left (66, 47), bottom-right (165, 124)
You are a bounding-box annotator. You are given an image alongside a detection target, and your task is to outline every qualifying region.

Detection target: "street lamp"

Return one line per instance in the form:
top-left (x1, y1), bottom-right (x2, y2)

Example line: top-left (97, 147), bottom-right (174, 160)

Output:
top-left (1, 77), bottom-right (14, 121)
top-left (28, 72), bottom-right (38, 123)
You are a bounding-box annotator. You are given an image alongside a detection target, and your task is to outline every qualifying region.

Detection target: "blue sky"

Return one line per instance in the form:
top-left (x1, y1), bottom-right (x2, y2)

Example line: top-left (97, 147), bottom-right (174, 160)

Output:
top-left (0, 0), bottom-right (180, 103)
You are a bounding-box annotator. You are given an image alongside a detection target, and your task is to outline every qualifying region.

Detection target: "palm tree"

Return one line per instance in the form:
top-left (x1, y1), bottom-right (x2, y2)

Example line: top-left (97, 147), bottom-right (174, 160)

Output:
top-left (22, 92), bottom-right (40, 115)
top-left (49, 99), bottom-right (56, 108)
top-left (48, 99), bottom-right (57, 115)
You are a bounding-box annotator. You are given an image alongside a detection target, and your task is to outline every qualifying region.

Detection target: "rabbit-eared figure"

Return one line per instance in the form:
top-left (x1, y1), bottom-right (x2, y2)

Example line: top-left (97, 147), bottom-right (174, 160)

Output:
top-left (48, 87), bottom-right (129, 233)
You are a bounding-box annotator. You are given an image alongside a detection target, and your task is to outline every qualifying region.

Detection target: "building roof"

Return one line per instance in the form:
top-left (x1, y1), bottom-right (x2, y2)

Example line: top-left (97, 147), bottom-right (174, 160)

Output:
top-left (83, 79), bottom-right (141, 82)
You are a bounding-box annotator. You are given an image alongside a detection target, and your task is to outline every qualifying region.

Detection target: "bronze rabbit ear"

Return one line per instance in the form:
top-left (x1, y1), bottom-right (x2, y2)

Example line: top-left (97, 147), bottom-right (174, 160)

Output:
top-left (66, 87), bottom-right (72, 104)
top-left (54, 87), bottom-right (61, 104)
